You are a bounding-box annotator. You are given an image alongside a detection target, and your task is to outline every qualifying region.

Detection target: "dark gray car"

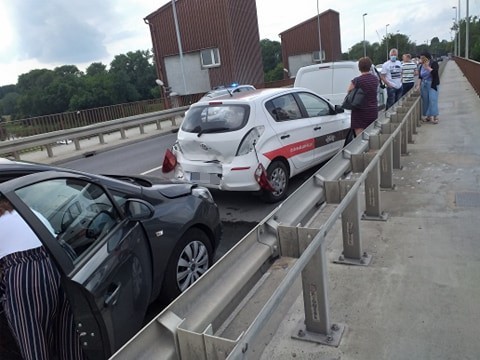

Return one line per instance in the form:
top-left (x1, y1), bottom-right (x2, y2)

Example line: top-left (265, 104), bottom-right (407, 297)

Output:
top-left (0, 160), bottom-right (222, 359)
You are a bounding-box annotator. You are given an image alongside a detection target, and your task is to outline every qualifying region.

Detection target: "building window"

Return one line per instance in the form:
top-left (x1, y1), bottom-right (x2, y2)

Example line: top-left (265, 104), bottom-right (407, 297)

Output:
top-left (201, 48), bottom-right (221, 68)
top-left (312, 50), bottom-right (325, 62)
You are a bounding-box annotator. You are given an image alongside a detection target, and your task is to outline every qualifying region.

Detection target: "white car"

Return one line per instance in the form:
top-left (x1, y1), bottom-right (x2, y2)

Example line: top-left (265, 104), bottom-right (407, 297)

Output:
top-left (162, 88), bottom-right (350, 202)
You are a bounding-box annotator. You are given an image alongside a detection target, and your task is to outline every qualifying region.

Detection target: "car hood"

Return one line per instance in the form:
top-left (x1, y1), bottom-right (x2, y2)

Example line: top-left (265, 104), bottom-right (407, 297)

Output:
top-left (177, 131), bottom-right (242, 163)
top-left (103, 174), bottom-right (194, 198)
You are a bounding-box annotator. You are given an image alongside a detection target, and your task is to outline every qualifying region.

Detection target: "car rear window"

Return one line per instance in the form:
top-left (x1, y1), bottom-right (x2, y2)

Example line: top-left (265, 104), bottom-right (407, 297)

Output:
top-left (181, 104), bottom-right (250, 134)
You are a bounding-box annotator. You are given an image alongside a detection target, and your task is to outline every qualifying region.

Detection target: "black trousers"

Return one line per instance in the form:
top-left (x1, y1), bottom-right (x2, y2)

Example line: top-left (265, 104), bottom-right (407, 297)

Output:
top-left (0, 247), bottom-right (84, 360)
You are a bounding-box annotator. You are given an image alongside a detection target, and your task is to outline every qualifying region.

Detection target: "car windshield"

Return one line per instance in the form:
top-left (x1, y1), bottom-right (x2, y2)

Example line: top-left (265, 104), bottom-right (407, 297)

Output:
top-left (181, 104), bottom-right (250, 134)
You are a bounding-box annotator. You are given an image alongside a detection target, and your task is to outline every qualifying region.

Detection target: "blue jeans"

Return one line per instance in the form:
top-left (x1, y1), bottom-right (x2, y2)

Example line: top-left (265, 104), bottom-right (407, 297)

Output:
top-left (420, 80), bottom-right (439, 117)
top-left (386, 86), bottom-right (403, 110)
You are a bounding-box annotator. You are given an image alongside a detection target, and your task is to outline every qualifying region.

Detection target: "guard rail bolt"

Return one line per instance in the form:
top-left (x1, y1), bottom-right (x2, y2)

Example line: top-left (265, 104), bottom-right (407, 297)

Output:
top-left (331, 324), bottom-right (340, 331)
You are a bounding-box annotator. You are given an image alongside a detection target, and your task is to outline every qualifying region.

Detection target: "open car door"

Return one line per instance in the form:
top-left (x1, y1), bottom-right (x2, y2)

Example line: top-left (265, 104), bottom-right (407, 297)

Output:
top-left (0, 172), bottom-right (154, 359)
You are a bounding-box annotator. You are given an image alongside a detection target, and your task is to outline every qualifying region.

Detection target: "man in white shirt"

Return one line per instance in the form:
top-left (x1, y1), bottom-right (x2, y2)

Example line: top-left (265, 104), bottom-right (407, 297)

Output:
top-left (401, 53), bottom-right (418, 96)
top-left (381, 48), bottom-right (403, 110)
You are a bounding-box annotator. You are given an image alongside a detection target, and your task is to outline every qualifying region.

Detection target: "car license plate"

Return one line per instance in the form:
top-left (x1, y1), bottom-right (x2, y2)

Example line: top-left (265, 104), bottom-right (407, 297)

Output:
top-left (190, 172), bottom-right (220, 185)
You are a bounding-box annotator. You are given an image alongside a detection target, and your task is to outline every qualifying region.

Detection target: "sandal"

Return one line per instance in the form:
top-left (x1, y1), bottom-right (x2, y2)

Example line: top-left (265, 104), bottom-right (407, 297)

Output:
top-left (431, 117), bottom-right (439, 124)
top-left (422, 117), bottom-right (431, 122)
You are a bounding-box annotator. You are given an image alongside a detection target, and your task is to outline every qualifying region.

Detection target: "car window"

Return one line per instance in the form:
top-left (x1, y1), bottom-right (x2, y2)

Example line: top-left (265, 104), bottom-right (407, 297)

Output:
top-left (181, 104), bottom-right (250, 133)
top-left (15, 178), bottom-right (121, 262)
top-left (265, 94), bottom-right (302, 121)
top-left (296, 92), bottom-right (332, 117)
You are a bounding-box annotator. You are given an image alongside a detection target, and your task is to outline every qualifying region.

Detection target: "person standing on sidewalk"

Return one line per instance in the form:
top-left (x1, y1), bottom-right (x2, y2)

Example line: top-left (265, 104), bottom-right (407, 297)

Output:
top-left (401, 53), bottom-right (417, 95)
top-left (0, 196), bottom-right (84, 360)
top-left (416, 51), bottom-right (440, 124)
top-left (381, 48), bottom-right (403, 110)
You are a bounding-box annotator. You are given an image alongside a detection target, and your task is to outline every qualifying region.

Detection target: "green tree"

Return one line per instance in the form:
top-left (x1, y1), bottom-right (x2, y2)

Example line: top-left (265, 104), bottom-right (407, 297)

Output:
top-left (260, 39), bottom-right (282, 74)
top-left (109, 50), bottom-right (156, 101)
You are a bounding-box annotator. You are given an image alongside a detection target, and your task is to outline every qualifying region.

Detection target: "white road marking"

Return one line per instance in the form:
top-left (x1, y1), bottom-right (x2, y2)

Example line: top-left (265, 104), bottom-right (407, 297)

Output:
top-left (141, 166), bottom-right (163, 175)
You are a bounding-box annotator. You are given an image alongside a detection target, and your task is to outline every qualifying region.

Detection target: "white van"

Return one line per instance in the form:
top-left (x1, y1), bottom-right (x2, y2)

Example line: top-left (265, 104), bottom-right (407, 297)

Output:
top-left (294, 61), bottom-right (386, 110)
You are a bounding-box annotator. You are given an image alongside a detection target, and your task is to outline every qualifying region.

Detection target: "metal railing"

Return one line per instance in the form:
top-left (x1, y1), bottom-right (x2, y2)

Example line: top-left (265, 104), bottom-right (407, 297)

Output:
top-left (0, 98), bottom-right (167, 141)
top-left (110, 84), bottom-right (422, 360)
top-left (0, 107), bottom-right (188, 160)
top-left (455, 57), bottom-right (480, 97)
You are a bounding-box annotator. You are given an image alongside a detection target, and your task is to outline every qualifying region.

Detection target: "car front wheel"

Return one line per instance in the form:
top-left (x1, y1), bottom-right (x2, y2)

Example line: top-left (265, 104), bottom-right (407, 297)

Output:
top-left (261, 160), bottom-right (289, 203)
top-left (161, 228), bottom-right (213, 302)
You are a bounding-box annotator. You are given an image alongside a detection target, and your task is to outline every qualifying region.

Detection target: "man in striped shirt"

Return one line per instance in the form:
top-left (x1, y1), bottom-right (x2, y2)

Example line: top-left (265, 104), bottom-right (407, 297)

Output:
top-left (401, 53), bottom-right (418, 95)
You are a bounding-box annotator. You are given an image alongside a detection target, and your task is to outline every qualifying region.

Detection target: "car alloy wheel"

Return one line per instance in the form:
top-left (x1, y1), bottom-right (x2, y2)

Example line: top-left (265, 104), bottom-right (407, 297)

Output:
top-left (261, 160), bottom-right (289, 203)
top-left (161, 228), bottom-right (213, 302)
top-left (177, 240), bottom-right (210, 292)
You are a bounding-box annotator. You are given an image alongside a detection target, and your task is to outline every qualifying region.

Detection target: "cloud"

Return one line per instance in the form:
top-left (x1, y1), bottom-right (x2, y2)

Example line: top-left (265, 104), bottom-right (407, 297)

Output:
top-left (5, 0), bottom-right (113, 63)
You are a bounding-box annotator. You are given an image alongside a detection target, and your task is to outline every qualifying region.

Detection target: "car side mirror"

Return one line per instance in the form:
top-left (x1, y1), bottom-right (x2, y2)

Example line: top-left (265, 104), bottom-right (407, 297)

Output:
top-left (125, 199), bottom-right (155, 221)
top-left (335, 105), bottom-right (345, 113)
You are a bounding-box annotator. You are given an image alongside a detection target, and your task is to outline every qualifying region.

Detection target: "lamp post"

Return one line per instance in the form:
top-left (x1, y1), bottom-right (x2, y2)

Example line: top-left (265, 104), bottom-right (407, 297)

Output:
top-left (385, 24), bottom-right (390, 60)
top-left (396, 30), bottom-right (399, 51)
top-left (465, 0), bottom-right (469, 59)
top-left (458, 0), bottom-right (461, 57)
top-left (453, 6), bottom-right (458, 56)
top-left (316, 0), bottom-right (323, 63)
top-left (363, 13), bottom-right (368, 57)
top-left (171, 0), bottom-right (188, 96)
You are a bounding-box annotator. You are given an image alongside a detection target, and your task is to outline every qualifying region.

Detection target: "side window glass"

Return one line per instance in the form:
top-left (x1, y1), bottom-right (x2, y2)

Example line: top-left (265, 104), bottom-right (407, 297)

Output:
top-left (297, 92), bottom-right (332, 117)
top-left (266, 94), bottom-right (302, 121)
top-left (15, 178), bottom-right (121, 262)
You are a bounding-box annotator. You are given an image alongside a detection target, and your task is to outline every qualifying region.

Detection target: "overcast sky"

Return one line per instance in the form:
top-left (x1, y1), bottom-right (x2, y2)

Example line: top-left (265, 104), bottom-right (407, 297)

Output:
top-left (0, 0), bottom-right (477, 86)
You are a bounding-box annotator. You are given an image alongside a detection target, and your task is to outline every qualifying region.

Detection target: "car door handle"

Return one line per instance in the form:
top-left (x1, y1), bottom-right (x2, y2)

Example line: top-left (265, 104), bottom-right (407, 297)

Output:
top-left (314, 126), bottom-right (322, 131)
top-left (280, 135), bottom-right (290, 139)
top-left (104, 283), bottom-right (121, 307)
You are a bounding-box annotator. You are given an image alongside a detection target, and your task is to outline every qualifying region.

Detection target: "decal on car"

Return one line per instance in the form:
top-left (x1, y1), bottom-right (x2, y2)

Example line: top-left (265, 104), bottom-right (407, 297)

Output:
top-left (263, 129), bottom-right (349, 160)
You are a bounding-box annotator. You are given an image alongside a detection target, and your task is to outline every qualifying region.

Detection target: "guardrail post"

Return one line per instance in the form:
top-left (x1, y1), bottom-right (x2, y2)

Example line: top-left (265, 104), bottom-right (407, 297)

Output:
top-left (156, 119), bottom-right (162, 130)
top-left (74, 139), bottom-right (81, 151)
top-left (99, 133), bottom-right (105, 144)
top-left (396, 107), bottom-right (413, 144)
top-left (324, 180), bottom-right (372, 266)
top-left (369, 135), bottom-right (395, 189)
top-left (405, 98), bottom-right (418, 134)
top-left (139, 124), bottom-right (145, 134)
top-left (120, 128), bottom-right (127, 139)
top-left (364, 153), bottom-right (389, 221)
top-left (291, 228), bottom-right (345, 346)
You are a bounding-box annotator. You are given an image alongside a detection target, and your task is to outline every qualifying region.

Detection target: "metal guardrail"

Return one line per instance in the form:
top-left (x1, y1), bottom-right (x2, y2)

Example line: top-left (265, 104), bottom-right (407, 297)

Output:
top-left (455, 57), bottom-right (480, 97)
top-left (0, 106), bottom-right (188, 160)
top-left (110, 84), bottom-right (422, 360)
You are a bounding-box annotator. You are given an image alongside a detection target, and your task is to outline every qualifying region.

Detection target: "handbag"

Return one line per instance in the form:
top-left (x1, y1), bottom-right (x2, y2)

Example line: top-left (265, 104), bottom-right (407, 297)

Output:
top-left (342, 80), bottom-right (366, 110)
top-left (374, 67), bottom-right (386, 89)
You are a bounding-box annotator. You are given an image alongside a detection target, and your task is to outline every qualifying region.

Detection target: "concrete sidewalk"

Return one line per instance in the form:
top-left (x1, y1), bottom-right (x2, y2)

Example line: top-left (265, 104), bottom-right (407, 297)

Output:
top-left (260, 60), bottom-right (480, 359)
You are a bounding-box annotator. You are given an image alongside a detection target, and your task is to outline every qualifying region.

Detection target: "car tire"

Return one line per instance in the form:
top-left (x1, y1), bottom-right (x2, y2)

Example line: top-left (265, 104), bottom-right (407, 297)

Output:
top-left (161, 228), bottom-right (213, 303)
top-left (261, 160), bottom-right (289, 203)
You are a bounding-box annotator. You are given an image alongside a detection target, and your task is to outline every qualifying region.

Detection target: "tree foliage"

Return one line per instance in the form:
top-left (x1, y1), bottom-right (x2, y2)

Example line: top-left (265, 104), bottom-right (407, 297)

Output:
top-left (1, 50), bottom-right (157, 119)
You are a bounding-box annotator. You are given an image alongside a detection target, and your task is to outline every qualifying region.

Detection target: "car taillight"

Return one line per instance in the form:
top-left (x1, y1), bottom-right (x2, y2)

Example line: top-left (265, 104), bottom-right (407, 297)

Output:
top-left (162, 148), bottom-right (177, 173)
top-left (254, 163), bottom-right (274, 191)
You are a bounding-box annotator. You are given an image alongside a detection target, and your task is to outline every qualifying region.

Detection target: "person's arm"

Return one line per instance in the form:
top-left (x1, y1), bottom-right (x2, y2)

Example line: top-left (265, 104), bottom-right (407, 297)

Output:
top-left (347, 81), bottom-right (355, 92)
top-left (380, 74), bottom-right (391, 88)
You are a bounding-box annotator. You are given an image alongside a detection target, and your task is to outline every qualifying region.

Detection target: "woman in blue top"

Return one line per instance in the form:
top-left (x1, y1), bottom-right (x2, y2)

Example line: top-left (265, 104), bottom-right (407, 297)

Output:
top-left (416, 51), bottom-right (440, 124)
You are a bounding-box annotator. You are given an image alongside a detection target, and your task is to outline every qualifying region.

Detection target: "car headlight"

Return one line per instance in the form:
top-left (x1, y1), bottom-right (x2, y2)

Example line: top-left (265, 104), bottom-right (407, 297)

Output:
top-left (192, 186), bottom-right (215, 203)
top-left (236, 126), bottom-right (265, 156)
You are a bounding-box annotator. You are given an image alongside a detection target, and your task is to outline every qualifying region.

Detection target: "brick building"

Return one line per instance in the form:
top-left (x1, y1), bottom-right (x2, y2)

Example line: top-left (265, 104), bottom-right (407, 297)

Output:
top-left (144, 0), bottom-right (264, 96)
top-left (280, 10), bottom-right (342, 78)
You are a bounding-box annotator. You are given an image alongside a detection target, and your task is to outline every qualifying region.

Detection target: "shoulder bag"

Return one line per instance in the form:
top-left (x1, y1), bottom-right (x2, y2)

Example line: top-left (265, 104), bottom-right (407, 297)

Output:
top-left (342, 78), bottom-right (366, 110)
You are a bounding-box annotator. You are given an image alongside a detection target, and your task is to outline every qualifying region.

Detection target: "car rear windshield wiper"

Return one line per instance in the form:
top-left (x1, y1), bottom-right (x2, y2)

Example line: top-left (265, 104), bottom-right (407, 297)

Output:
top-left (196, 127), bottom-right (230, 137)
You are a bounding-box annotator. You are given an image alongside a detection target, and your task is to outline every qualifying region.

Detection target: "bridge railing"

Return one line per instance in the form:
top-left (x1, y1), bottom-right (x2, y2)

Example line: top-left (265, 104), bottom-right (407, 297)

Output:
top-left (0, 107), bottom-right (188, 160)
top-left (455, 57), bottom-right (480, 97)
top-left (110, 83), bottom-right (423, 359)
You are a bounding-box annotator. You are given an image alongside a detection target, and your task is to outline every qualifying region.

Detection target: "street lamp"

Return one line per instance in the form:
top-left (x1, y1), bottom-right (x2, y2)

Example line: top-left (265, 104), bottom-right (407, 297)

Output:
top-left (452, 6), bottom-right (458, 56)
top-left (458, 0), bottom-right (461, 57)
top-left (396, 30), bottom-right (399, 51)
top-left (385, 24), bottom-right (390, 60)
top-left (363, 13), bottom-right (368, 57)
top-left (465, 0), bottom-right (469, 59)
top-left (316, 0), bottom-right (323, 63)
